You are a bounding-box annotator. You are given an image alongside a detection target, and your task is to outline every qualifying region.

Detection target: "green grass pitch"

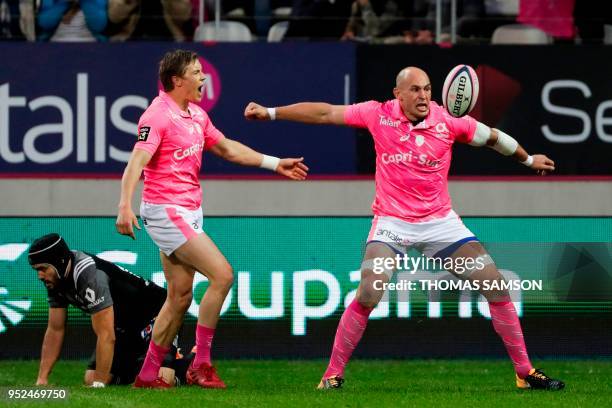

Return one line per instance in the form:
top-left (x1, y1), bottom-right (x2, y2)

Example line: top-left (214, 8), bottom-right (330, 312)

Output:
top-left (1, 360), bottom-right (611, 407)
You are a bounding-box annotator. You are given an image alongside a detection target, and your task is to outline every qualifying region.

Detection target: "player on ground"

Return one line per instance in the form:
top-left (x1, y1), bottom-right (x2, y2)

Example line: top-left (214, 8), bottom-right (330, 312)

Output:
top-left (116, 49), bottom-right (308, 389)
top-left (29, 233), bottom-right (191, 388)
top-left (244, 67), bottom-right (564, 391)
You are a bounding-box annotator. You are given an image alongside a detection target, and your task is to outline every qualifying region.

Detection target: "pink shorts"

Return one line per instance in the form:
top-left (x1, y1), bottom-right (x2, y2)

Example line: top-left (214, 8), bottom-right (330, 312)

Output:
top-left (140, 202), bottom-right (203, 256)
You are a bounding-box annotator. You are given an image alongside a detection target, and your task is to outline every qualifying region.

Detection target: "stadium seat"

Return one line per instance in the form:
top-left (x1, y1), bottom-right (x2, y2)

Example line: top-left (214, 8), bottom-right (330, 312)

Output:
top-left (267, 21), bottom-right (289, 42)
top-left (226, 8), bottom-right (246, 17)
top-left (604, 25), bottom-right (612, 44)
top-left (194, 21), bottom-right (253, 42)
top-left (273, 7), bottom-right (292, 17)
top-left (491, 24), bottom-right (552, 45)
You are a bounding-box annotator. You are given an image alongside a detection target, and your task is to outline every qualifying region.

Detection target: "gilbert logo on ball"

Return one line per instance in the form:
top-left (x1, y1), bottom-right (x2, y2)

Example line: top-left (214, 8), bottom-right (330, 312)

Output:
top-left (442, 65), bottom-right (479, 118)
top-left (158, 56), bottom-right (222, 112)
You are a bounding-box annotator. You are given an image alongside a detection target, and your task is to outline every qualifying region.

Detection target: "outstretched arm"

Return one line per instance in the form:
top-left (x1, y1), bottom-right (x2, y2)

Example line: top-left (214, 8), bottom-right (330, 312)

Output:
top-left (209, 138), bottom-right (309, 180)
top-left (36, 307), bottom-right (66, 385)
top-left (470, 122), bottom-right (556, 175)
top-left (244, 102), bottom-right (348, 126)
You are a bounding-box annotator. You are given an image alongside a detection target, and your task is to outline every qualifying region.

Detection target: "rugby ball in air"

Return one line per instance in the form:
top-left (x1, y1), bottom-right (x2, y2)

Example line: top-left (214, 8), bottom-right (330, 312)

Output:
top-left (442, 64), bottom-right (479, 118)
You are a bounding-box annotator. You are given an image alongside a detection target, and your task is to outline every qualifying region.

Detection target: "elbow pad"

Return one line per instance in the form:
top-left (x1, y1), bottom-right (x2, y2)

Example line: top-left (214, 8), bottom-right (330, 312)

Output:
top-left (470, 122), bottom-right (490, 146)
top-left (492, 129), bottom-right (518, 156)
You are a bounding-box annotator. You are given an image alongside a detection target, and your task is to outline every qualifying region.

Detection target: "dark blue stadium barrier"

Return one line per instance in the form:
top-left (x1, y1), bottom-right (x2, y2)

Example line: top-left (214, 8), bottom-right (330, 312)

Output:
top-left (0, 42), bottom-right (357, 175)
top-left (2, 43), bottom-right (612, 176)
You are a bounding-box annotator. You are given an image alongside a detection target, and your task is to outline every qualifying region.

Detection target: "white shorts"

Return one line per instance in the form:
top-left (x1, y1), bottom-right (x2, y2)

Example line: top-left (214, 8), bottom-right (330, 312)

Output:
top-left (367, 210), bottom-right (477, 258)
top-left (140, 202), bottom-right (203, 256)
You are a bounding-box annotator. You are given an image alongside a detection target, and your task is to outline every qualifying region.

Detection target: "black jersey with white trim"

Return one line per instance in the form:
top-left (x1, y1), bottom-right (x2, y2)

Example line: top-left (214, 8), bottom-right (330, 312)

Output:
top-left (47, 251), bottom-right (166, 330)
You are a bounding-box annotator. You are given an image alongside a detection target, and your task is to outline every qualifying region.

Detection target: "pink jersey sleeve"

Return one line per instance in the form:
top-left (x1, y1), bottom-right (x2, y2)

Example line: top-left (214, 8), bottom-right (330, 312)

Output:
top-left (134, 113), bottom-right (165, 155)
top-left (202, 116), bottom-right (225, 150)
top-left (446, 114), bottom-right (477, 144)
top-left (344, 101), bottom-right (380, 128)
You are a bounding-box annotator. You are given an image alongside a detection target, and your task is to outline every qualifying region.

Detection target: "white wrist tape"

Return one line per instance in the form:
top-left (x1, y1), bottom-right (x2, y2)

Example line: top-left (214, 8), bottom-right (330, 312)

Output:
top-left (266, 107), bottom-right (276, 121)
top-left (260, 154), bottom-right (280, 171)
top-left (492, 129), bottom-right (518, 156)
top-left (470, 121), bottom-right (490, 146)
top-left (92, 381), bottom-right (105, 388)
top-left (521, 155), bottom-right (534, 167)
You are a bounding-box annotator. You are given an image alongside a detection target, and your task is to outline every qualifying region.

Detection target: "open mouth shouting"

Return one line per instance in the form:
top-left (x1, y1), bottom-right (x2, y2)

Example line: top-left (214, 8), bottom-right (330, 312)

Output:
top-left (416, 102), bottom-right (428, 113)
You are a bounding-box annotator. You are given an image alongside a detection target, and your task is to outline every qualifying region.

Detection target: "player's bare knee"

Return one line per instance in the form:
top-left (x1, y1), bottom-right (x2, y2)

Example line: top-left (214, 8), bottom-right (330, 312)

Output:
top-left (168, 289), bottom-right (193, 311)
top-left (481, 285), bottom-right (511, 303)
top-left (356, 281), bottom-right (384, 308)
top-left (211, 265), bottom-right (234, 292)
top-left (355, 292), bottom-right (380, 309)
top-left (178, 291), bottom-right (193, 310)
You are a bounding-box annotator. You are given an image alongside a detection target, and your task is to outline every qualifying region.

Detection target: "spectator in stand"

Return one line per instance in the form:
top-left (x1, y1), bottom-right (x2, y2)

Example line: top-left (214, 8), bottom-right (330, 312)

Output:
top-left (161, 0), bottom-right (192, 41)
top-left (1, 0), bottom-right (35, 40)
top-left (341, 0), bottom-right (411, 43)
top-left (107, 0), bottom-right (192, 41)
top-left (517, 0), bottom-right (575, 41)
top-left (106, 0), bottom-right (139, 41)
top-left (416, 0), bottom-right (482, 43)
top-left (285, 0), bottom-right (353, 40)
top-left (410, 0), bottom-right (518, 44)
top-left (457, 0), bottom-right (519, 42)
top-left (37, 0), bottom-right (108, 41)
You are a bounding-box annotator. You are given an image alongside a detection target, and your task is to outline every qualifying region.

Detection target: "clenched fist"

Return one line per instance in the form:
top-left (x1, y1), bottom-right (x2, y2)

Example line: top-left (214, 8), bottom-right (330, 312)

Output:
top-left (244, 102), bottom-right (271, 121)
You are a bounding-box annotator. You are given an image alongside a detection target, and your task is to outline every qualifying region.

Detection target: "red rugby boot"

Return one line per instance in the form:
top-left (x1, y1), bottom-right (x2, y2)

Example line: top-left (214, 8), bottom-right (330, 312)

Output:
top-left (133, 376), bottom-right (172, 389)
top-left (186, 362), bottom-right (226, 389)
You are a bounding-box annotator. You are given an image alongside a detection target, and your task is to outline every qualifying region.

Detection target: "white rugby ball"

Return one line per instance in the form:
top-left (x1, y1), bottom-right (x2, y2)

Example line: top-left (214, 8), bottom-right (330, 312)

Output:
top-left (442, 65), bottom-right (479, 118)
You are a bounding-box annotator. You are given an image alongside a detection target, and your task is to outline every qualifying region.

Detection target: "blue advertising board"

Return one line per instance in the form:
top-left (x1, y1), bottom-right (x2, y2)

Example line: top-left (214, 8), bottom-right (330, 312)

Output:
top-left (0, 43), bottom-right (357, 175)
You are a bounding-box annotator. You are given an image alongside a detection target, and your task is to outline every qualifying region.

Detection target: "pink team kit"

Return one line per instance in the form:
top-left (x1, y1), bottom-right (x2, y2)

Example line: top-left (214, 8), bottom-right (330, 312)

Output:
top-left (134, 91), bottom-right (224, 255)
top-left (324, 99), bottom-right (535, 383)
top-left (344, 99), bottom-right (478, 258)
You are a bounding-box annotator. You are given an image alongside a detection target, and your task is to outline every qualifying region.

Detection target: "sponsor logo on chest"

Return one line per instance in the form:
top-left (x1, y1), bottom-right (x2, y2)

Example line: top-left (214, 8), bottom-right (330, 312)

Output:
top-left (174, 142), bottom-right (204, 160)
top-left (379, 115), bottom-right (401, 128)
top-left (381, 151), bottom-right (441, 168)
top-left (434, 122), bottom-right (450, 139)
top-left (173, 121), bottom-right (205, 160)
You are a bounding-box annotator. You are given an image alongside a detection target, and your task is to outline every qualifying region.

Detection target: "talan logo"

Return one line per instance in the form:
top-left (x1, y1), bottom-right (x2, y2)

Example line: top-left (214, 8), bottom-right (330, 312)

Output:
top-left (379, 116), bottom-right (400, 128)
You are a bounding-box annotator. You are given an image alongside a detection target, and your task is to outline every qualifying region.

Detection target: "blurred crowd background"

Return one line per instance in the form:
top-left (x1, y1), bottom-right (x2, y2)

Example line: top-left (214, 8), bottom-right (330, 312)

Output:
top-left (1, 0), bottom-right (610, 45)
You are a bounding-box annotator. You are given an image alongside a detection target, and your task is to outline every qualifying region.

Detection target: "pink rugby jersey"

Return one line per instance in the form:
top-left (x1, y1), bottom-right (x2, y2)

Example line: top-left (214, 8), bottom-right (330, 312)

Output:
top-left (134, 91), bottom-right (224, 210)
top-left (344, 100), bottom-right (476, 222)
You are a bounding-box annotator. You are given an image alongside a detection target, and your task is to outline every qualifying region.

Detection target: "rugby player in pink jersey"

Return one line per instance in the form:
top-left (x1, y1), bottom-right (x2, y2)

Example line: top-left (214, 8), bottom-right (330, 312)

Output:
top-left (244, 67), bottom-right (564, 391)
top-left (116, 50), bottom-right (308, 389)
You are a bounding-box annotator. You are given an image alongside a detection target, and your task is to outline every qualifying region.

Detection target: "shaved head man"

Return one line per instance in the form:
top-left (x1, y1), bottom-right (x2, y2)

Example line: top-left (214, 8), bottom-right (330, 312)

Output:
top-left (393, 67), bottom-right (432, 121)
top-left (243, 66), bottom-right (562, 391)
